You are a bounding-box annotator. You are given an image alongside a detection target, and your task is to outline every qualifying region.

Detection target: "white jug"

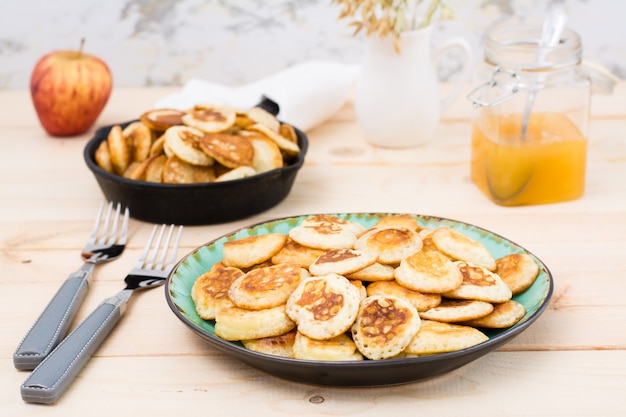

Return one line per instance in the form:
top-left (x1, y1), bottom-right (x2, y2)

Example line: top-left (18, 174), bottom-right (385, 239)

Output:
top-left (354, 27), bottom-right (472, 148)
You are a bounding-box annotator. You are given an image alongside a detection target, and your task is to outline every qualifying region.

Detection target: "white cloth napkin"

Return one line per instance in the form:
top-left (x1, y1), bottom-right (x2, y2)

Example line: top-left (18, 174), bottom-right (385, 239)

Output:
top-left (155, 61), bottom-right (360, 132)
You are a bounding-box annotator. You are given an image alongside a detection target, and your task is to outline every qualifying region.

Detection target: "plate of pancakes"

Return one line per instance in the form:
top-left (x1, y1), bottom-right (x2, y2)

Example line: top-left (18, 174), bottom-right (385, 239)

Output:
top-left (165, 213), bottom-right (553, 386)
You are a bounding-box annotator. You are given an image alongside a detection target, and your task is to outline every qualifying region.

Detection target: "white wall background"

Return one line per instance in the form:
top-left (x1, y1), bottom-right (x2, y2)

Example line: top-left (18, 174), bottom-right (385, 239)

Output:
top-left (1, 0), bottom-right (624, 90)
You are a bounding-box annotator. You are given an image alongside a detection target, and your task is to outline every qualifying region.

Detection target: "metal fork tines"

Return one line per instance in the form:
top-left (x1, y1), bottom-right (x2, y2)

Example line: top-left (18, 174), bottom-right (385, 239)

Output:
top-left (13, 202), bottom-right (129, 370)
top-left (21, 224), bottom-right (183, 405)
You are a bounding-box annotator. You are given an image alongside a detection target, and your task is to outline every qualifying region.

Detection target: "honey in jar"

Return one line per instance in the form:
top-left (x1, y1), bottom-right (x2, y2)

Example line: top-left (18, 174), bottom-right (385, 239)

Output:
top-left (468, 16), bottom-right (592, 206)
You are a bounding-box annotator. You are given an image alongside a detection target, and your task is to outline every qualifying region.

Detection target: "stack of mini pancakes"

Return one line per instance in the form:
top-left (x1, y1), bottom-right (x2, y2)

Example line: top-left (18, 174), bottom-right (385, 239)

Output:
top-left (191, 214), bottom-right (539, 361)
top-left (94, 104), bottom-right (301, 183)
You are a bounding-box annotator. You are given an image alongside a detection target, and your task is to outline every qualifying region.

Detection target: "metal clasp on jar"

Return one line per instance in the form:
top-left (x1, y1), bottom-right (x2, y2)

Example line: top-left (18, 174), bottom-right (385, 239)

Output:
top-left (467, 67), bottom-right (521, 107)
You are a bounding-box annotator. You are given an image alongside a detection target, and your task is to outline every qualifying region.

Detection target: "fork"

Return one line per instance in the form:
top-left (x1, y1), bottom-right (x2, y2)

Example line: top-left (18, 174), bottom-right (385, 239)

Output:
top-left (13, 202), bottom-right (129, 370)
top-left (20, 224), bottom-right (183, 404)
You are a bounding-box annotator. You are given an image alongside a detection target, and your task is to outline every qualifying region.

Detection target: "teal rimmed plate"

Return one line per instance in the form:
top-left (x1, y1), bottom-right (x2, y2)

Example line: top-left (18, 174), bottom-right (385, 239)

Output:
top-left (165, 213), bottom-right (553, 386)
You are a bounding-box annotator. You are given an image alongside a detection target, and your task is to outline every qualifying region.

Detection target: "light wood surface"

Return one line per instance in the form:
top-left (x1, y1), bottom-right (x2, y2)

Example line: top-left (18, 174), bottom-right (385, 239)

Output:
top-left (1, 84), bottom-right (625, 416)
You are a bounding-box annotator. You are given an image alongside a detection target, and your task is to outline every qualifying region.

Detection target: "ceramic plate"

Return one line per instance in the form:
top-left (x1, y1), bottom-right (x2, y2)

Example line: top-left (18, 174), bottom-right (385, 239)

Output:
top-left (165, 213), bottom-right (553, 386)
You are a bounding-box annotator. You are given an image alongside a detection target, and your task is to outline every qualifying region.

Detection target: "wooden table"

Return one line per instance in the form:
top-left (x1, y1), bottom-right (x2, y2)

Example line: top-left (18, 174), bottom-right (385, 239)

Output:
top-left (1, 85), bottom-right (625, 416)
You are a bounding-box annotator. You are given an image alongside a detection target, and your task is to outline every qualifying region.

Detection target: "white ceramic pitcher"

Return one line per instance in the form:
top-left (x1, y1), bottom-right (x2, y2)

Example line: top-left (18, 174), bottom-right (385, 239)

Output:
top-left (354, 27), bottom-right (472, 148)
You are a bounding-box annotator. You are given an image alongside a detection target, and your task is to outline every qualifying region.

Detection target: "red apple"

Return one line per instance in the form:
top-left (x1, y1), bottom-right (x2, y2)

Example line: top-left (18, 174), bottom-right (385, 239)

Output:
top-left (30, 39), bottom-right (112, 136)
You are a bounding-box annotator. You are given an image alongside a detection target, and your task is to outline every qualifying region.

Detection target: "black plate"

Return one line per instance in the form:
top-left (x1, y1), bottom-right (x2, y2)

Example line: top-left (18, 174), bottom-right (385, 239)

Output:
top-left (83, 114), bottom-right (308, 225)
top-left (165, 213), bottom-right (553, 386)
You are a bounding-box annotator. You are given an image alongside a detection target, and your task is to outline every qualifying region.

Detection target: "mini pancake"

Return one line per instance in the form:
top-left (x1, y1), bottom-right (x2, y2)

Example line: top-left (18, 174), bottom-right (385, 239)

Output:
top-left (228, 263), bottom-right (307, 310)
top-left (288, 217), bottom-right (360, 250)
top-left (419, 298), bottom-right (493, 323)
top-left (198, 132), bottom-right (254, 168)
top-left (431, 227), bottom-right (496, 271)
top-left (404, 319), bottom-right (489, 355)
top-left (279, 123), bottom-right (298, 143)
top-left (247, 106), bottom-right (281, 132)
top-left (444, 261), bottom-right (512, 303)
top-left (191, 264), bottom-right (244, 320)
top-left (394, 250), bottom-right (463, 293)
top-left (247, 123), bottom-right (300, 156)
top-left (286, 273), bottom-right (361, 340)
top-left (304, 215), bottom-right (366, 235)
top-left (242, 330), bottom-right (296, 358)
top-left (249, 134), bottom-right (283, 173)
top-left (351, 295), bottom-right (421, 360)
top-left (372, 215), bottom-right (421, 232)
top-left (346, 262), bottom-right (395, 282)
top-left (144, 154), bottom-right (167, 183)
top-left (215, 166), bottom-right (256, 182)
top-left (162, 155), bottom-right (215, 184)
top-left (293, 332), bottom-right (363, 361)
top-left (215, 304), bottom-right (296, 341)
top-left (149, 135), bottom-right (165, 157)
top-left (495, 253), bottom-right (540, 295)
top-left (419, 298), bottom-right (494, 323)
top-left (354, 226), bottom-right (423, 265)
top-left (107, 124), bottom-right (131, 175)
top-left (164, 125), bottom-right (214, 166)
top-left (270, 237), bottom-right (326, 268)
top-left (222, 233), bottom-right (288, 269)
top-left (123, 121), bottom-right (153, 162)
top-left (182, 105), bottom-right (236, 133)
top-left (366, 280), bottom-right (442, 312)
top-left (140, 108), bottom-right (185, 131)
top-left (463, 299), bottom-right (526, 328)
top-left (95, 140), bottom-right (113, 173)
top-left (308, 248), bottom-right (377, 276)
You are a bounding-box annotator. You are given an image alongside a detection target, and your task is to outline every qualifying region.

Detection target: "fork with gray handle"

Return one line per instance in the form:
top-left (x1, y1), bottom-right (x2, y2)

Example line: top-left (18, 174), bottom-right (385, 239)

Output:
top-left (13, 202), bottom-right (129, 370)
top-left (20, 224), bottom-right (183, 404)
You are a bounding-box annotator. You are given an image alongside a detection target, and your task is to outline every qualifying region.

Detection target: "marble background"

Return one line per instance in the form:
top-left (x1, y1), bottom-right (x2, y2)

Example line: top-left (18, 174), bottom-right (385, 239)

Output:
top-left (1, 0), bottom-right (624, 90)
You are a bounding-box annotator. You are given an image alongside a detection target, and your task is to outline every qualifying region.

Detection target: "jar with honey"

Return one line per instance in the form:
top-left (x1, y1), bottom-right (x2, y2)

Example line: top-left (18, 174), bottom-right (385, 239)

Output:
top-left (468, 16), bottom-right (591, 206)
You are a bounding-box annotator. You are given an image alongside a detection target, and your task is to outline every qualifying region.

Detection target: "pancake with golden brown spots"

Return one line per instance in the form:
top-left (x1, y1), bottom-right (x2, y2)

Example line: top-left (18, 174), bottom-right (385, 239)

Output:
top-left (228, 263), bottom-right (307, 310)
top-left (288, 216), bottom-right (361, 250)
top-left (351, 295), bottom-right (421, 360)
top-left (140, 108), bottom-right (185, 131)
top-left (144, 154), bottom-right (167, 182)
top-left (293, 331), bottom-right (363, 361)
top-left (247, 123), bottom-right (300, 156)
top-left (242, 330), bottom-right (296, 358)
top-left (182, 104), bottom-right (236, 133)
top-left (431, 227), bottom-right (496, 271)
top-left (495, 253), bottom-right (540, 295)
top-left (404, 319), bottom-right (489, 355)
top-left (162, 155), bottom-right (215, 184)
top-left (462, 299), bottom-right (526, 328)
top-left (394, 250), bottom-right (463, 293)
top-left (366, 280), bottom-right (441, 312)
top-left (444, 261), bottom-right (512, 303)
top-left (191, 264), bottom-right (244, 320)
top-left (94, 140), bottom-right (113, 173)
top-left (215, 304), bottom-right (296, 341)
top-left (222, 233), bottom-right (288, 269)
top-left (419, 298), bottom-right (494, 322)
top-left (308, 248), bottom-right (377, 276)
top-left (286, 273), bottom-right (361, 340)
top-left (247, 107), bottom-right (281, 132)
top-left (165, 125), bottom-right (214, 167)
top-left (123, 121), bottom-right (153, 162)
top-left (198, 132), bottom-right (254, 168)
top-left (271, 237), bottom-right (327, 268)
top-left (354, 226), bottom-right (423, 265)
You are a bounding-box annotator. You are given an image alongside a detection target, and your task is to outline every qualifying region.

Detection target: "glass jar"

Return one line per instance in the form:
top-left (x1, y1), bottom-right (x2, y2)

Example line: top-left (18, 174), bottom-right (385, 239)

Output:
top-left (467, 18), bottom-right (591, 206)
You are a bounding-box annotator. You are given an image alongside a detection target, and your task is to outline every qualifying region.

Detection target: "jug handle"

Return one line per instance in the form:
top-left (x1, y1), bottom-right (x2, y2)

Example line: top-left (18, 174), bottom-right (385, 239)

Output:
top-left (432, 37), bottom-right (473, 112)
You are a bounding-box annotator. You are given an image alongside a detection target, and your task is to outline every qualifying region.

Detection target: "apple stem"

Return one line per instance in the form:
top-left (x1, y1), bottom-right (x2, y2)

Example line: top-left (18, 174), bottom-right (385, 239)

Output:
top-left (78, 38), bottom-right (85, 58)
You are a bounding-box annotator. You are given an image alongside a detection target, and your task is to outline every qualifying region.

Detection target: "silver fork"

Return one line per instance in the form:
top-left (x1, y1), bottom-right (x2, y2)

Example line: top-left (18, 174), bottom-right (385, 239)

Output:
top-left (14, 202), bottom-right (129, 370)
top-left (20, 224), bottom-right (184, 405)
